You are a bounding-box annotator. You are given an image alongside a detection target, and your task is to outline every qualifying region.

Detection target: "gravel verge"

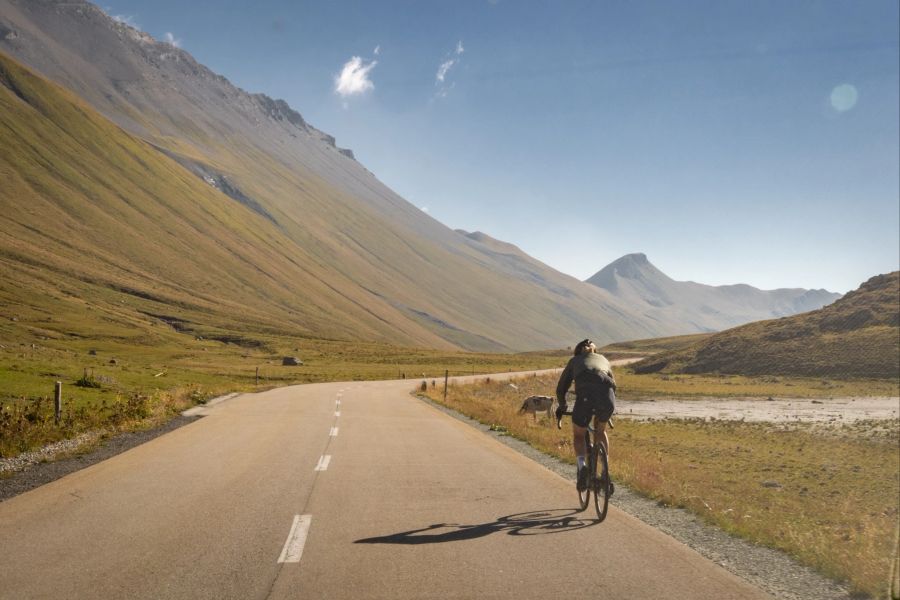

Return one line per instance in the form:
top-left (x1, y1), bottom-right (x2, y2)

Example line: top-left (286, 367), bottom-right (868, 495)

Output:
top-left (0, 415), bottom-right (198, 502)
top-left (417, 393), bottom-right (860, 600)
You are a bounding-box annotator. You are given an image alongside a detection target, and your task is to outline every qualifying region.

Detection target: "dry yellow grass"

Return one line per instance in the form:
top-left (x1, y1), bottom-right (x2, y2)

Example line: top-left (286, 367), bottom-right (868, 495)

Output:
top-left (426, 374), bottom-right (900, 598)
top-left (615, 368), bottom-right (899, 398)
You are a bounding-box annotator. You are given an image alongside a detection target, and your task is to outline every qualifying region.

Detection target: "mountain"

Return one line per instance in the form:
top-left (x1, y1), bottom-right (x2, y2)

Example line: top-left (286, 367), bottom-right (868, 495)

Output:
top-left (632, 272), bottom-right (899, 379)
top-left (586, 253), bottom-right (841, 332)
top-left (0, 0), bottom-right (841, 353)
top-left (0, 0), bottom-right (674, 352)
top-left (0, 48), bottom-right (664, 352)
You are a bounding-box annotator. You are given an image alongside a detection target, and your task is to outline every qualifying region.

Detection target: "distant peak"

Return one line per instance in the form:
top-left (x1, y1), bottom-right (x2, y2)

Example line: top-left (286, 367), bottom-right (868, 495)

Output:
top-left (602, 252), bottom-right (655, 276)
top-left (615, 252), bottom-right (649, 265)
top-left (585, 252), bottom-right (662, 290)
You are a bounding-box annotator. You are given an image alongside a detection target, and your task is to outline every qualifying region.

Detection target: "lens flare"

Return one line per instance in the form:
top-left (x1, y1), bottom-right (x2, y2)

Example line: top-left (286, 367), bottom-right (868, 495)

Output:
top-left (830, 84), bottom-right (858, 112)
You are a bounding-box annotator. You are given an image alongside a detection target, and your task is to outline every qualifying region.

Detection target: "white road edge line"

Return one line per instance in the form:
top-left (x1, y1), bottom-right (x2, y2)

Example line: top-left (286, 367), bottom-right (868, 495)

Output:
top-left (314, 455), bottom-right (331, 471)
top-left (277, 514), bottom-right (312, 564)
top-left (329, 427), bottom-right (339, 437)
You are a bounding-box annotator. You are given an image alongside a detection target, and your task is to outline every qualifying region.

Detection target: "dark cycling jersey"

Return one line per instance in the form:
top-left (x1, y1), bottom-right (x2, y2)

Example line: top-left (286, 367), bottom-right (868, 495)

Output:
top-left (556, 352), bottom-right (616, 427)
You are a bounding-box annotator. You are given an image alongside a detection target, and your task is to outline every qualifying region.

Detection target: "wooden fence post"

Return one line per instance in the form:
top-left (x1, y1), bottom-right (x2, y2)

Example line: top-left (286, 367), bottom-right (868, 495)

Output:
top-left (891, 524), bottom-right (899, 600)
top-left (54, 381), bottom-right (62, 424)
top-left (256, 366), bottom-right (260, 386)
top-left (443, 369), bottom-right (449, 401)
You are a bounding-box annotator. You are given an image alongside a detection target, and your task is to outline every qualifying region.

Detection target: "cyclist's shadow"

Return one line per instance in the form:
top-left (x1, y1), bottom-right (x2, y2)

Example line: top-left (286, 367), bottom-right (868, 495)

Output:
top-left (354, 508), bottom-right (597, 545)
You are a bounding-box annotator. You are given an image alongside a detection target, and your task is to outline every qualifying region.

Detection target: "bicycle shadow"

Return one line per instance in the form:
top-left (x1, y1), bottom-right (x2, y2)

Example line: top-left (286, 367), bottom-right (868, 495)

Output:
top-left (354, 508), bottom-right (597, 545)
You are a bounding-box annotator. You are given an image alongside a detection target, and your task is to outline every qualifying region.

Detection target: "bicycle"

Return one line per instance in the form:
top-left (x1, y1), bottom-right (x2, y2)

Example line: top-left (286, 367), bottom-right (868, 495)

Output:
top-left (557, 410), bottom-right (614, 522)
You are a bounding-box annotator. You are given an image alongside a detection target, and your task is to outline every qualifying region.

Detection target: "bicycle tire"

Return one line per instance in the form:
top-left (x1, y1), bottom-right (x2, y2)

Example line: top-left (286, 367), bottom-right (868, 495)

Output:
top-left (593, 444), bottom-right (610, 522)
top-left (577, 431), bottom-right (590, 511)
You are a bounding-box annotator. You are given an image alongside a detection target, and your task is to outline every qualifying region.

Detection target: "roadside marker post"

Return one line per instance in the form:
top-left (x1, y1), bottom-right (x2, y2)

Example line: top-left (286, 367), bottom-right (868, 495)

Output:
top-left (443, 369), bottom-right (449, 401)
top-left (54, 381), bottom-right (62, 424)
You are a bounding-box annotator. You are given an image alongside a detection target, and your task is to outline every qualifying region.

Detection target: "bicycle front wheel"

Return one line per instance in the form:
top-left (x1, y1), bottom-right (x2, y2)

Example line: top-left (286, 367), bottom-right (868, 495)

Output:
top-left (593, 445), bottom-right (610, 522)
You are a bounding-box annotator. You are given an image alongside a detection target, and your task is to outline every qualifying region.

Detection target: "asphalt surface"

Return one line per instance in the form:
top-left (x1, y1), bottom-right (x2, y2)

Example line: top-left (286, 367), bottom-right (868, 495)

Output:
top-left (0, 374), bottom-right (772, 599)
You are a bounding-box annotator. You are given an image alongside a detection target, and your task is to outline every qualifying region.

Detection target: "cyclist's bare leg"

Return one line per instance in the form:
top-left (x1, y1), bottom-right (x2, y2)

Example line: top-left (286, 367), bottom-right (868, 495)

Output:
top-left (573, 424), bottom-right (588, 458)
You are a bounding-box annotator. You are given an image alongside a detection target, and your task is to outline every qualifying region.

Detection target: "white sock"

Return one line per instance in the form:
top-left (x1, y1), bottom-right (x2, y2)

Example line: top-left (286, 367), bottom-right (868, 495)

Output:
top-left (576, 456), bottom-right (585, 470)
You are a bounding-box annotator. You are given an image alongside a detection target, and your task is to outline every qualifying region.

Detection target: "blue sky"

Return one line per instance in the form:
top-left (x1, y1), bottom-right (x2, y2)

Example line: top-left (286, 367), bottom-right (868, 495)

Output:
top-left (104, 1), bottom-right (899, 293)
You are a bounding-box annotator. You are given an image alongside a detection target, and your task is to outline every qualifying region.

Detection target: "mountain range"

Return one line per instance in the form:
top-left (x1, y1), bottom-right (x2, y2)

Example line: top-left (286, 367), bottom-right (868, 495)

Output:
top-left (586, 253), bottom-right (839, 333)
top-left (0, 0), bottom-right (840, 352)
top-left (633, 272), bottom-right (899, 379)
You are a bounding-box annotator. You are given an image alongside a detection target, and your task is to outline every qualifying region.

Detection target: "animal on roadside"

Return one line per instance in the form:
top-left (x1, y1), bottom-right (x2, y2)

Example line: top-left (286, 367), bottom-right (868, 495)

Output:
top-left (518, 395), bottom-right (555, 423)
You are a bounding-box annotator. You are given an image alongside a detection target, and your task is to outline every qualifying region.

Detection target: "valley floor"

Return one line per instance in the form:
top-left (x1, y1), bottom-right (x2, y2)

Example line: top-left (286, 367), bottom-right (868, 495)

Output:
top-left (619, 395), bottom-right (899, 424)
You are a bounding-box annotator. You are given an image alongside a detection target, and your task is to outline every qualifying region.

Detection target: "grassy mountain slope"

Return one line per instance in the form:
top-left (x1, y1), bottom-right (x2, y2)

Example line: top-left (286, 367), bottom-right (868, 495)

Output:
top-left (0, 49), bottom-right (660, 353)
top-left (0, 0), bottom-right (660, 351)
top-left (0, 51), bottom-right (467, 348)
top-left (598, 333), bottom-right (715, 357)
top-left (0, 0), bottom-right (827, 353)
top-left (633, 272), bottom-right (900, 379)
top-left (0, 1), bottom-right (846, 352)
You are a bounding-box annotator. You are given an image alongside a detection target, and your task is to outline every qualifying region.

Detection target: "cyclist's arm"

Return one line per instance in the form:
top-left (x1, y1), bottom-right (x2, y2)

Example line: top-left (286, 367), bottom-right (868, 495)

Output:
top-left (556, 361), bottom-right (574, 406)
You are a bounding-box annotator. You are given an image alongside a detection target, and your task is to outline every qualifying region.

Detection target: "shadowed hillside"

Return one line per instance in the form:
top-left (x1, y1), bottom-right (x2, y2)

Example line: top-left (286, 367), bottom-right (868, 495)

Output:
top-left (633, 272), bottom-right (900, 379)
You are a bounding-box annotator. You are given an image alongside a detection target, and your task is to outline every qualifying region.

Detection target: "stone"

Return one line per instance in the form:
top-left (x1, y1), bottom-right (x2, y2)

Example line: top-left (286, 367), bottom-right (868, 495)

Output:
top-left (282, 356), bottom-right (302, 366)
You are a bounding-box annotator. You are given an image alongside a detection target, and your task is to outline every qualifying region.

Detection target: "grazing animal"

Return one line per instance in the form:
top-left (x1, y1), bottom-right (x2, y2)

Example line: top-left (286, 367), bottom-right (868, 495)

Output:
top-left (518, 395), bottom-right (555, 423)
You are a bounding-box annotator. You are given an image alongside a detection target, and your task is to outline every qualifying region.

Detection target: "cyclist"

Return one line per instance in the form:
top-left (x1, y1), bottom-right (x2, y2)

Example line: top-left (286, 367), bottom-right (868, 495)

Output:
top-left (555, 339), bottom-right (616, 494)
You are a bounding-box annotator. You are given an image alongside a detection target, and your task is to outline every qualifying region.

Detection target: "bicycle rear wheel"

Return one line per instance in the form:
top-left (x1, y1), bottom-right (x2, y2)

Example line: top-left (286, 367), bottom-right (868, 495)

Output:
top-left (593, 444), bottom-right (610, 522)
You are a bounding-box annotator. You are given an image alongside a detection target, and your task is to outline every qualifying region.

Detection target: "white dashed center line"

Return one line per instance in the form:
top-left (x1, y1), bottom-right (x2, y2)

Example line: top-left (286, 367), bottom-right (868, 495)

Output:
top-left (334, 411), bottom-right (341, 417)
top-left (329, 427), bottom-right (339, 437)
top-left (278, 515), bottom-right (312, 564)
top-left (314, 455), bottom-right (331, 471)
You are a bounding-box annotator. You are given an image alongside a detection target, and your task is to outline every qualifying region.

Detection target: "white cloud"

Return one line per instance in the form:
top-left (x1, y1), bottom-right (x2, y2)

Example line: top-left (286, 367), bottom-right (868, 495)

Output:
top-left (420, 206), bottom-right (430, 213)
top-left (335, 56), bottom-right (378, 97)
top-left (163, 32), bottom-right (181, 48)
top-left (434, 41), bottom-right (465, 97)
top-left (373, 45), bottom-right (381, 56)
top-left (436, 59), bottom-right (456, 83)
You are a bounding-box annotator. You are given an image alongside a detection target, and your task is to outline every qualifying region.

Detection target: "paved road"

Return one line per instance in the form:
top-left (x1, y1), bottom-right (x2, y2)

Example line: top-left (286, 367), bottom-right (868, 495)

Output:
top-left (0, 372), bottom-right (771, 599)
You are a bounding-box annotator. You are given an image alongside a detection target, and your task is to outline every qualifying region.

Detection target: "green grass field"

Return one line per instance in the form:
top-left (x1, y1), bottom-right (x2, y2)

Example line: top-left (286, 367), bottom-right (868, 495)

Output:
top-left (424, 373), bottom-right (900, 598)
top-left (0, 310), bottom-right (564, 458)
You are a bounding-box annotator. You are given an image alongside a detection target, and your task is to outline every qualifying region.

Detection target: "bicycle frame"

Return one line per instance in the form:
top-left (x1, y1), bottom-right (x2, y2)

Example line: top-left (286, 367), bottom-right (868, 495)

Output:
top-left (558, 410), bottom-right (612, 521)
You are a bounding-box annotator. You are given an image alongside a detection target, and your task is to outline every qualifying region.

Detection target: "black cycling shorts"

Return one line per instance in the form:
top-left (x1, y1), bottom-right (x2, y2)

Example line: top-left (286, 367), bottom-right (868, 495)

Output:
top-left (571, 387), bottom-right (615, 428)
